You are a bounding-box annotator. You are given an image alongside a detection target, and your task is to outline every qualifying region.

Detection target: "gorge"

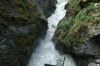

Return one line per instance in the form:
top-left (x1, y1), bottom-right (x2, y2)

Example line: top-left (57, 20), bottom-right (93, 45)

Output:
top-left (28, 0), bottom-right (76, 66)
top-left (0, 0), bottom-right (100, 66)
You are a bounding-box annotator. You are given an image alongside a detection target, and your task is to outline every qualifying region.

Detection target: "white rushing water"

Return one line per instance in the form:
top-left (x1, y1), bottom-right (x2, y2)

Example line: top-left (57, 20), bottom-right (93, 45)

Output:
top-left (28, 0), bottom-right (76, 66)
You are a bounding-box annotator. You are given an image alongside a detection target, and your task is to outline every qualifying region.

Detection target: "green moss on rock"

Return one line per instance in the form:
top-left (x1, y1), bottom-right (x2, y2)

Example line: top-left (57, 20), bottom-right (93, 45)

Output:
top-left (54, 0), bottom-right (100, 56)
top-left (15, 32), bottom-right (36, 47)
top-left (0, 0), bottom-right (48, 66)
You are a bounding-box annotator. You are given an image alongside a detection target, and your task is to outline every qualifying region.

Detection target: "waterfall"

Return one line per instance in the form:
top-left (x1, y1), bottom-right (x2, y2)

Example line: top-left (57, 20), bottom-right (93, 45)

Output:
top-left (28, 0), bottom-right (76, 66)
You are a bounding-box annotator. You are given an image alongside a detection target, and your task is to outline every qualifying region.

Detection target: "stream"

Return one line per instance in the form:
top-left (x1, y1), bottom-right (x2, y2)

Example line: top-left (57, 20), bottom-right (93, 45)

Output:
top-left (28, 0), bottom-right (76, 66)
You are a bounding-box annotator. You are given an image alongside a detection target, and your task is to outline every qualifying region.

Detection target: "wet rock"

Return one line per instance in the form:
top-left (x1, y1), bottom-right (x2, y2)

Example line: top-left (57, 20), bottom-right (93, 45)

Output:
top-left (0, 0), bottom-right (48, 66)
top-left (53, 0), bottom-right (100, 66)
top-left (34, 0), bottom-right (57, 17)
top-left (88, 59), bottom-right (100, 66)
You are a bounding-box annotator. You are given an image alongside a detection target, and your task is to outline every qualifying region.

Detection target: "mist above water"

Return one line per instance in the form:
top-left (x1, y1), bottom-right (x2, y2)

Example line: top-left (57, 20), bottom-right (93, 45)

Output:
top-left (28, 0), bottom-right (76, 66)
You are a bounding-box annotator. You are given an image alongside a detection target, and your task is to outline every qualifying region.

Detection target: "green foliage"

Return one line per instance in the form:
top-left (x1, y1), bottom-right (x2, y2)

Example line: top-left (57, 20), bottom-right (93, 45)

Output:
top-left (16, 0), bottom-right (40, 22)
top-left (58, 17), bottom-right (73, 29)
top-left (58, 19), bottom-right (68, 29)
top-left (68, 9), bottom-right (93, 35)
top-left (57, 1), bottom-right (99, 46)
top-left (69, 0), bottom-right (81, 11)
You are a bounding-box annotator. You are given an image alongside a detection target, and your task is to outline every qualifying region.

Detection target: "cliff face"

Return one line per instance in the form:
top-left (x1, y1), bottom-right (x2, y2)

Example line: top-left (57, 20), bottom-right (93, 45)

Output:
top-left (0, 0), bottom-right (56, 66)
top-left (53, 0), bottom-right (100, 66)
top-left (34, 0), bottom-right (57, 17)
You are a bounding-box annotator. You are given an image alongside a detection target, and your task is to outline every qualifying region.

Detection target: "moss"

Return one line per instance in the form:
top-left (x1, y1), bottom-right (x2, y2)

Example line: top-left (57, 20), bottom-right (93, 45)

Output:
top-left (67, 0), bottom-right (84, 16)
top-left (15, 32), bottom-right (37, 47)
top-left (69, 0), bottom-right (81, 11)
top-left (0, 4), bottom-right (5, 13)
top-left (15, 0), bottom-right (41, 23)
top-left (0, 0), bottom-right (42, 25)
top-left (57, 1), bottom-right (100, 47)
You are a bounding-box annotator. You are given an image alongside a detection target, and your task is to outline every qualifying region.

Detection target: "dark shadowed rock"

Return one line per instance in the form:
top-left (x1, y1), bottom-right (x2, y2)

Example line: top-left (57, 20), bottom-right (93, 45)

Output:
top-left (45, 64), bottom-right (56, 66)
top-left (0, 0), bottom-right (48, 66)
top-left (34, 0), bottom-right (57, 17)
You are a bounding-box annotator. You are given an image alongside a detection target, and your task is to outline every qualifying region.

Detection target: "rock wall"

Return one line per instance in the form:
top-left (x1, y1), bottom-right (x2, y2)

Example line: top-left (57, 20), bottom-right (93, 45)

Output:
top-left (53, 0), bottom-right (100, 66)
top-left (34, 0), bottom-right (57, 17)
top-left (0, 0), bottom-right (57, 66)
